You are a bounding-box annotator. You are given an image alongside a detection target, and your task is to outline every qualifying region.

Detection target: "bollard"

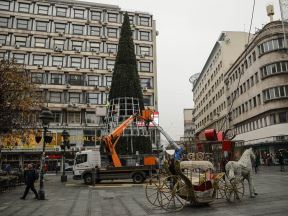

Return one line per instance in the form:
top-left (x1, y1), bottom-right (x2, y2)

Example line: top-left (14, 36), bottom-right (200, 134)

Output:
top-left (91, 168), bottom-right (96, 186)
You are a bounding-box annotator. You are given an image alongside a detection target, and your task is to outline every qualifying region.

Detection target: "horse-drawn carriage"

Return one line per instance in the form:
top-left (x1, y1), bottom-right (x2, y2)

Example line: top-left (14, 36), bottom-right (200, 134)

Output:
top-left (145, 148), bottom-right (256, 211)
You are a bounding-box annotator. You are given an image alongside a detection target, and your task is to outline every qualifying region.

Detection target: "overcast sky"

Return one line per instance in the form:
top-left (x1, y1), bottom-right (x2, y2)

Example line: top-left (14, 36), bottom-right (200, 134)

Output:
top-left (81, 0), bottom-right (281, 140)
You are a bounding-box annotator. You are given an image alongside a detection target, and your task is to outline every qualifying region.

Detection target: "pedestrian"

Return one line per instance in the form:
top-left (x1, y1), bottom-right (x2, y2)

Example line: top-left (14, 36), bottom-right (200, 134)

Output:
top-left (20, 163), bottom-right (39, 200)
top-left (255, 151), bottom-right (260, 174)
top-left (278, 151), bottom-right (284, 172)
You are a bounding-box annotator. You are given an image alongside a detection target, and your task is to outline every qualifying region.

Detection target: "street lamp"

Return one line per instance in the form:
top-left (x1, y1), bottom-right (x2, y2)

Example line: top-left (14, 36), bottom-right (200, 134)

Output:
top-left (61, 130), bottom-right (70, 182)
top-left (37, 107), bottom-right (53, 200)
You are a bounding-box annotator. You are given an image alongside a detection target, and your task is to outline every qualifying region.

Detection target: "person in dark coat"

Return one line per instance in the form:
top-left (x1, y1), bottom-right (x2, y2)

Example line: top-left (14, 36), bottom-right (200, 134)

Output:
top-left (20, 164), bottom-right (39, 200)
top-left (254, 151), bottom-right (261, 174)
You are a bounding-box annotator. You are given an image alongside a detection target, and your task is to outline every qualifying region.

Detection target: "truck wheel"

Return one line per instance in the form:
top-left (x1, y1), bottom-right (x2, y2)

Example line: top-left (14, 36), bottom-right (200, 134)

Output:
top-left (83, 173), bottom-right (92, 185)
top-left (133, 173), bottom-right (145, 184)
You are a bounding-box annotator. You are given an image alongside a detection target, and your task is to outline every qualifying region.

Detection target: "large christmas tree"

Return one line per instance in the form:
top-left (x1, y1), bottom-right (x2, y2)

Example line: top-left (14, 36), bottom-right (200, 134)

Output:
top-left (109, 12), bottom-right (144, 110)
top-left (107, 12), bottom-right (151, 156)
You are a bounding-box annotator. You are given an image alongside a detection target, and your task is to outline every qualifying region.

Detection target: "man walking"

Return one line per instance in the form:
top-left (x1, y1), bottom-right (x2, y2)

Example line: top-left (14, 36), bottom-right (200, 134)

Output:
top-left (20, 164), bottom-right (39, 200)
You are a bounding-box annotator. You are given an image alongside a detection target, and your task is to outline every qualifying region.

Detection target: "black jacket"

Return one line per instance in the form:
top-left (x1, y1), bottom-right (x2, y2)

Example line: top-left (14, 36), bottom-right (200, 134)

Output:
top-left (24, 169), bottom-right (38, 185)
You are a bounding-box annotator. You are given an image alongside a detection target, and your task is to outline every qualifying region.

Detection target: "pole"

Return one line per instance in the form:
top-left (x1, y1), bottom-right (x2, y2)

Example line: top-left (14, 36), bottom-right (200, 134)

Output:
top-left (61, 143), bottom-right (67, 182)
top-left (279, 0), bottom-right (288, 49)
top-left (38, 126), bottom-right (47, 200)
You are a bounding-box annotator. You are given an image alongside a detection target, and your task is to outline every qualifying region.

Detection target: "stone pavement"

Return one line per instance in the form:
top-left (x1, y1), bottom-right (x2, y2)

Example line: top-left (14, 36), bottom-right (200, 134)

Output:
top-left (0, 166), bottom-right (288, 216)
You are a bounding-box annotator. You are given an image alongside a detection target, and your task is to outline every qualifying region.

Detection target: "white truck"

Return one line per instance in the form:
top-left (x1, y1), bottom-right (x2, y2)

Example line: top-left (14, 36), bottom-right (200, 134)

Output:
top-left (73, 148), bottom-right (156, 184)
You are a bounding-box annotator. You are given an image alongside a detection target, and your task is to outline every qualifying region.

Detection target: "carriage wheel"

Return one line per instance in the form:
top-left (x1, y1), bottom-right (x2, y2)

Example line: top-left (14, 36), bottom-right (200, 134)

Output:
top-left (159, 176), bottom-right (188, 211)
top-left (225, 178), bottom-right (244, 202)
top-left (216, 176), bottom-right (227, 199)
top-left (145, 179), bottom-right (162, 207)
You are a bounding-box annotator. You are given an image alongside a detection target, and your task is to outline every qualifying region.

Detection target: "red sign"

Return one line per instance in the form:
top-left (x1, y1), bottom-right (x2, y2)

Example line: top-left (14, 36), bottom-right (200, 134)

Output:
top-left (222, 140), bottom-right (231, 151)
top-left (47, 155), bottom-right (62, 159)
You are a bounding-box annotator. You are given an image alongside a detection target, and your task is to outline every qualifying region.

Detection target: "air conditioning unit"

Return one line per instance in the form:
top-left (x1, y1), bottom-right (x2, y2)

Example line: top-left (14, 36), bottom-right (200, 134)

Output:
top-left (72, 103), bottom-right (77, 108)
top-left (140, 54), bottom-right (145, 58)
top-left (86, 103), bottom-right (91, 107)
top-left (54, 47), bottom-right (63, 52)
top-left (57, 65), bottom-right (62, 69)
top-left (112, 52), bottom-right (117, 56)
top-left (15, 44), bottom-right (20, 49)
top-left (66, 84), bottom-right (71, 88)
top-left (100, 35), bottom-right (107, 40)
top-left (91, 48), bottom-right (99, 53)
top-left (94, 85), bottom-right (99, 90)
top-left (101, 21), bottom-right (108, 26)
top-left (58, 32), bottom-right (64, 37)
top-left (106, 86), bottom-right (110, 90)
top-left (108, 68), bottom-right (113, 72)
top-left (142, 87), bottom-right (148, 91)
top-left (76, 66), bottom-right (80, 70)
top-left (37, 64), bottom-right (43, 69)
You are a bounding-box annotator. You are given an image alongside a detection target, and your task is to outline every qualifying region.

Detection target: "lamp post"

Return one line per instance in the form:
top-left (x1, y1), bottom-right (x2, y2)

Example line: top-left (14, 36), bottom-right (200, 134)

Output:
top-left (37, 107), bottom-right (53, 200)
top-left (61, 130), bottom-right (70, 182)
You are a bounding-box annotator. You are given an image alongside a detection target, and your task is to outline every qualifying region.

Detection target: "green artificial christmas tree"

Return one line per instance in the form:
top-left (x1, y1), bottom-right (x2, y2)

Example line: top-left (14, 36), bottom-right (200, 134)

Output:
top-left (109, 12), bottom-right (144, 110)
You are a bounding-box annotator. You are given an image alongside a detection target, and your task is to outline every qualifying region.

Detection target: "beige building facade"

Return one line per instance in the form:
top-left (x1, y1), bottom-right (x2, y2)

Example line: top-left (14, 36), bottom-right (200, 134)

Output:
top-left (0, 0), bottom-right (158, 148)
top-left (192, 31), bottom-right (250, 138)
top-left (226, 21), bottom-right (288, 154)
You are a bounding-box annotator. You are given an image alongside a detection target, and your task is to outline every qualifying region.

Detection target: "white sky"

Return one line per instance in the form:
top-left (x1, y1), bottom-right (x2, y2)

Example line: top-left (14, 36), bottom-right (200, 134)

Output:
top-left (81, 0), bottom-right (281, 140)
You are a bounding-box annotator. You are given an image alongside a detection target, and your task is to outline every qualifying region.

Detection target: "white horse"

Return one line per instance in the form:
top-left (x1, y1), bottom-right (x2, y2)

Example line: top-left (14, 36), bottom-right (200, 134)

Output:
top-left (225, 148), bottom-right (257, 198)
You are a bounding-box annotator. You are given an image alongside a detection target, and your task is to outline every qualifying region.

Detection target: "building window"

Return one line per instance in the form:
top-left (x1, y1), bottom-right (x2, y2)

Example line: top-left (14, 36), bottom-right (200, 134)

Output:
top-left (139, 62), bottom-right (151, 72)
top-left (0, 17), bottom-right (9, 27)
top-left (258, 38), bottom-right (284, 55)
top-left (51, 74), bottom-right (62, 85)
top-left (140, 78), bottom-right (152, 89)
top-left (54, 39), bottom-right (65, 49)
top-left (128, 15), bottom-right (134, 24)
top-left (140, 31), bottom-right (150, 41)
top-left (87, 93), bottom-right (99, 104)
top-left (56, 7), bottom-right (67, 17)
top-left (139, 16), bottom-right (150, 26)
top-left (13, 53), bottom-right (25, 64)
top-left (107, 28), bottom-right (118, 38)
top-left (0, 1), bottom-right (10, 10)
top-left (140, 46), bottom-right (150, 56)
top-left (31, 73), bottom-right (44, 84)
top-left (0, 35), bottom-right (6, 45)
top-left (15, 36), bottom-right (27, 47)
top-left (90, 26), bottom-right (100, 36)
top-left (54, 23), bottom-right (66, 33)
top-left (38, 5), bottom-right (49, 15)
top-left (263, 85), bottom-right (288, 101)
top-left (261, 61), bottom-right (288, 78)
top-left (67, 112), bottom-right (81, 124)
top-left (279, 112), bottom-right (287, 123)
top-left (106, 59), bottom-right (115, 70)
top-left (73, 25), bottom-right (84, 35)
top-left (33, 55), bottom-right (45, 65)
top-left (107, 44), bottom-right (117, 53)
top-left (50, 92), bottom-right (62, 103)
top-left (91, 11), bottom-right (101, 21)
top-left (52, 56), bottom-right (64, 67)
top-left (88, 75), bottom-right (99, 86)
top-left (89, 58), bottom-right (100, 69)
top-left (74, 9), bottom-right (84, 19)
top-left (52, 112), bottom-right (62, 123)
top-left (69, 75), bottom-right (83, 85)
top-left (18, 3), bottom-right (30, 13)
top-left (86, 112), bottom-right (97, 124)
top-left (69, 93), bottom-right (80, 103)
top-left (90, 42), bottom-right (100, 51)
top-left (34, 38), bottom-right (46, 48)
top-left (71, 57), bottom-right (81, 68)
top-left (72, 41), bottom-right (82, 51)
top-left (36, 21), bottom-right (49, 32)
top-left (105, 76), bottom-right (112, 87)
top-left (143, 95), bottom-right (153, 106)
top-left (17, 19), bottom-right (29, 30)
top-left (108, 13), bottom-right (118, 22)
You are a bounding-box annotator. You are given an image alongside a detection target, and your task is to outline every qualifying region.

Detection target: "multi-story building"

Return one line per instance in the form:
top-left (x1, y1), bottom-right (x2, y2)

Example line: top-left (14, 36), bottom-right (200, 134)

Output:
top-left (0, 0), bottom-right (158, 168)
top-left (192, 31), bottom-right (250, 138)
top-left (225, 20), bottom-right (288, 155)
top-left (182, 108), bottom-right (196, 152)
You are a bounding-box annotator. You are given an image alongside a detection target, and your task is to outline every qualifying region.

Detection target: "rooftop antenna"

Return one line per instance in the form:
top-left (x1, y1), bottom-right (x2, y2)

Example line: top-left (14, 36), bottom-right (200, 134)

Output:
top-left (266, 4), bottom-right (274, 22)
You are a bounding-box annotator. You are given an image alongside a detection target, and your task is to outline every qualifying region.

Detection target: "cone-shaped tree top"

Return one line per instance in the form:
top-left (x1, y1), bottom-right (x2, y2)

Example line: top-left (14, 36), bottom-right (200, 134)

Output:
top-left (109, 12), bottom-right (144, 110)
